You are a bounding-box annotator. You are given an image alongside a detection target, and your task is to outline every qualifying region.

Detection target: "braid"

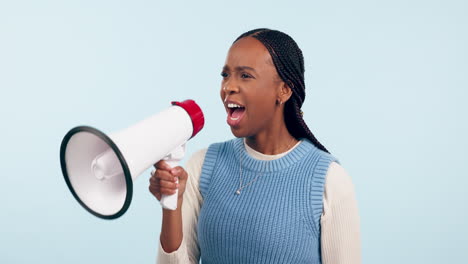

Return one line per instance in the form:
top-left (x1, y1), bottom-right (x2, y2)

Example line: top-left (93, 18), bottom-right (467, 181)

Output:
top-left (233, 28), bottom-right (330, 154)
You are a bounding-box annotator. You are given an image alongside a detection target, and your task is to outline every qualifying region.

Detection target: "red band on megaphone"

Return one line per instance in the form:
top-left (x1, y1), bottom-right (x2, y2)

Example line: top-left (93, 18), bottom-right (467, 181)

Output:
top-left (171, 100), bottom-right (205, 138)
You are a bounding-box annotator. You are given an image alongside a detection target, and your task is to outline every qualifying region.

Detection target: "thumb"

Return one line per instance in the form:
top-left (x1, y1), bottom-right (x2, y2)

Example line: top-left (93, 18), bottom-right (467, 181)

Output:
top-left (171, 166), bottom-right (187, 180)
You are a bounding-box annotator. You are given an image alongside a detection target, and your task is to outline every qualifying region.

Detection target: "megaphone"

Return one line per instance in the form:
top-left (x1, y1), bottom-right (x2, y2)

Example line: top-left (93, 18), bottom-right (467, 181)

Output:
top-left (59, 100), bottom-right (204, 220)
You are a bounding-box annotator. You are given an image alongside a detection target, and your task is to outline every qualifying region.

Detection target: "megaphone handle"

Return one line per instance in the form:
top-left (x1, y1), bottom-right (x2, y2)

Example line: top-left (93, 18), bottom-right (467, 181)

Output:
top-left (160, 159), bottom-right (180, 210)
top-left (160, 144), bottom-right (186, 210)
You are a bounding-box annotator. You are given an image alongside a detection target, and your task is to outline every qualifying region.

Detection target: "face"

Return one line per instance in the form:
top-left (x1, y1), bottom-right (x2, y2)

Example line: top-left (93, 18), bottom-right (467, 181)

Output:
top-left (220, 37), bottom-right (287, 138)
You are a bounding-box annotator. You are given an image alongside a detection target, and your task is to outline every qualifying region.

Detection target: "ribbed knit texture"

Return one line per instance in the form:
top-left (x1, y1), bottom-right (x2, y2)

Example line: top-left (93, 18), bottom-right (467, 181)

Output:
top-left (197, 138), bottom-right (339, 264)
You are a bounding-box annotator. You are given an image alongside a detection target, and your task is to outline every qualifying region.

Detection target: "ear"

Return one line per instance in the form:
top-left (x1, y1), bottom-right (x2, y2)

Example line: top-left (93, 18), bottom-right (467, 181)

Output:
top-left (277, 81), bottom-right (293, 104)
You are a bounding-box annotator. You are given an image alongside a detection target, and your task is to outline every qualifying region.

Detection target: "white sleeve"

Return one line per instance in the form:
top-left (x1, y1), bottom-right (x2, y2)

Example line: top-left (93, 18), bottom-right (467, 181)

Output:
top-left (156, 148), bottom-right (207, 264)
top-left (320, 162), bottom-right (362, 264)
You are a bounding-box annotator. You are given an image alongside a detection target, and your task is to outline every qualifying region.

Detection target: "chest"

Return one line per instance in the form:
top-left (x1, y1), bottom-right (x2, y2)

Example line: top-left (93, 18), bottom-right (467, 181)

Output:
top-left (197, 164), bottom-right (321, 264)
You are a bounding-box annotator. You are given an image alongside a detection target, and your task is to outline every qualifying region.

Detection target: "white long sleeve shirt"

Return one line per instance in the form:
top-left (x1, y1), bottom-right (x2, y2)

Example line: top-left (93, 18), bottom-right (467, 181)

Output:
top-left (157, 139), bottom-right (361, 263)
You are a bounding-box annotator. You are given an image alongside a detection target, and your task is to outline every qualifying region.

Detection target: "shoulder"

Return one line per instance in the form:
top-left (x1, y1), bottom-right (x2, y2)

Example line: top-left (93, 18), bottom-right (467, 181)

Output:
top-left (301, 139), bottom-right (356, 200)
top-left (301, 139), bottom-right (337, 162)
top-left (185, 139), bottom-right (236, 200)
top-left (196, 138), bottom-right (240, 161)
top-left (184, 137), bottom-right (238, 179)
top-left (183, 148), bottom-right (208, 203)
top-left (324, 161), bottom-right (356, 201)
top-left (187, 148), bottom-right (208, 163)
top-left (185, 148), bottom-right (208, 174)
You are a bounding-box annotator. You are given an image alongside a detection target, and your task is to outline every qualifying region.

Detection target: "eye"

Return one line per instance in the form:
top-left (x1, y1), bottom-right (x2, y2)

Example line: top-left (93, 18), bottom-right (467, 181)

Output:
top-left (241, 73), bottom-right (252, 79)
top-left (220, 72), bottom-right (229, 78)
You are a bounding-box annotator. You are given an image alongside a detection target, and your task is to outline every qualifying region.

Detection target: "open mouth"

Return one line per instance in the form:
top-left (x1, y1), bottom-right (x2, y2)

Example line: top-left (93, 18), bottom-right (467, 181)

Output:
top-left (226, 102), bottom-right (246, 126)
top-left (227, 103), bottom-right (246, 120)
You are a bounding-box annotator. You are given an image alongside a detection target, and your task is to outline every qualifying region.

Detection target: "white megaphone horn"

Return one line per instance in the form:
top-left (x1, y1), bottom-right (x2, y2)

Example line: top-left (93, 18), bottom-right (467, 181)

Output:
top-left (59, 99), bottom-right (205, 219)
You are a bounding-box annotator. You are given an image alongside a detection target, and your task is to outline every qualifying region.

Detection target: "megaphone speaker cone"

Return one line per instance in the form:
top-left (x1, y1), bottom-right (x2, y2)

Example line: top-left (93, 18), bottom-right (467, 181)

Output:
top-left (60, 126), bottom-right (133, 220)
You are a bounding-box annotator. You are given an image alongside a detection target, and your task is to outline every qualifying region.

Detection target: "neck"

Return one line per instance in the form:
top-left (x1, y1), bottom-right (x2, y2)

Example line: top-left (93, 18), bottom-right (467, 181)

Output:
top-left (245, 124), bottom-right (297, 155)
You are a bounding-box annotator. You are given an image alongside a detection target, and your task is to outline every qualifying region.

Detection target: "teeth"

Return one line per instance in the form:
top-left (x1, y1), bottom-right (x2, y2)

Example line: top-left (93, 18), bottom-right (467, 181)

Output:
top-left (227, 103), bottom-right (243, 108)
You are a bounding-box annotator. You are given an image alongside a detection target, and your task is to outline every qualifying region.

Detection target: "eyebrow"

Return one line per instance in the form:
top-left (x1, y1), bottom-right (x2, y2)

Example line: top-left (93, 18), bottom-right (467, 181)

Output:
top-left (223, 65), bottom-right (257, 73)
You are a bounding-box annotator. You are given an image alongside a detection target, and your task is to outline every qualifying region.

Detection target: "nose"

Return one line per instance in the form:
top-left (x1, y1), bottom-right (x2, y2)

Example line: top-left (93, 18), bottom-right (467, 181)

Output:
top-left (223, 82), bottom-right (239, 94)
top-left (222, 85), bottom-right (237, 103)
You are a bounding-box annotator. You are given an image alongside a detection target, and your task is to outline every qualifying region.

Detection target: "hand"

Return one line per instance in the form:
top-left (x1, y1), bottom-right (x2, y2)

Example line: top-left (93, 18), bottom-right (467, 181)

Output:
top-left (149, 160), bottom-right (188, 202)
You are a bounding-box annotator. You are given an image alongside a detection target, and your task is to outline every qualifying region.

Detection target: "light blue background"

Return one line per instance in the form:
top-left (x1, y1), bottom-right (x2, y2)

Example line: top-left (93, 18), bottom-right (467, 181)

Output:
top-left (1, 0), bottom-right (467, 263)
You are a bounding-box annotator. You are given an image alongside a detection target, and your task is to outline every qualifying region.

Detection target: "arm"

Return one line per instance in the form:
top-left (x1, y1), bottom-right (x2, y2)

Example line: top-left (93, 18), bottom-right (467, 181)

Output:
top-left (321, 162), bottom-right (362, 264)
top-left (157, 148), bottom-right (207, 264)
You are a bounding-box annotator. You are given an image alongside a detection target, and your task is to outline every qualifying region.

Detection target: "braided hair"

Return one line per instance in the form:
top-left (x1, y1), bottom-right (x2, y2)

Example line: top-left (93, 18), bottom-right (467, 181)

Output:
top-left (233, 28), bottom-right (330, 154)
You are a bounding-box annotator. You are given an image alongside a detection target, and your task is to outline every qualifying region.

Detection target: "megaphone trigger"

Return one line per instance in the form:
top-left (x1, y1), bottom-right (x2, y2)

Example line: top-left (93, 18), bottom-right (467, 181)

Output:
top-left (162, 143), bottom-right (186, 168)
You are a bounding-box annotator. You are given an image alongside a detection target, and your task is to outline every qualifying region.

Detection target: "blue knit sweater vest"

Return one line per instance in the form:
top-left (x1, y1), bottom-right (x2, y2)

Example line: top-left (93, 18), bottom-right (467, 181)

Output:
top-left (197, 138), bottom-right (340, 264)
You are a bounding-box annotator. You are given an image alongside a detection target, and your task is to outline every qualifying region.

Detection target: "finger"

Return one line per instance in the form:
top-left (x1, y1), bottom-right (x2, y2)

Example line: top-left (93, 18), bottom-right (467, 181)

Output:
top-left (149, 183), bottom-right (160, 191)
top-left (153, 169), bottom-right (178, 182)
top-left (149, 182), bottom-right (177, 195)
top-left (149, 172), bottom-right (162, 183)
top-left (149, 179), bottom-right (160, 188)
top-left (170, 166), bottom-right (179, 175)
top-left (177, 168), bottom-right (188, 181)
top-left (150, 179), bottom-right (174, 188)
top-left (148, 185), bottom-right (159, 196)
top-left (159, 180), bottom-right (179, 189)
top-left (160, 187), bottom-right (177, 195)
top-left (154, 160), bottom-right (171, 170)
top-left (148, 186), bottom-right (162, 200)
top-left (170, 166), bottom-right (184, 176)
top-left (149, 175), bottom-right (156, 184)
top-left (154, 193), bottom-right (161, 201)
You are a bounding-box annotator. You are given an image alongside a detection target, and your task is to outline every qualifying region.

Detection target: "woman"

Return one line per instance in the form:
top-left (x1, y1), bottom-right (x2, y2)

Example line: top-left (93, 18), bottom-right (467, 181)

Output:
top-left (150, 28), bottom-right (361, 263)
